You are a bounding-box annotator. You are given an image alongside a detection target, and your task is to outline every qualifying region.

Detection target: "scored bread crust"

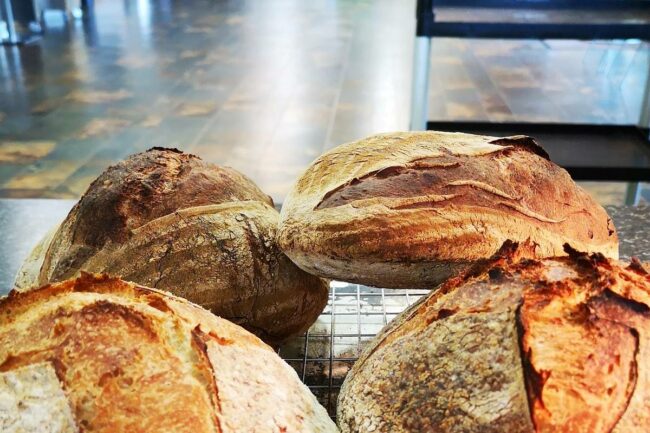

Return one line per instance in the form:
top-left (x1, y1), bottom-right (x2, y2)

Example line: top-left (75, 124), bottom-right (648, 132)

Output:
top-left (278, 131), bottom-right (618, 289)
top-left (337, 246), bottom-right (650, 433)
top-left (337, 255), bottom-right (534, 432)
top-left (0, 274), bottom-right (337, 433)
top-left (39, 147), bottom-right (273, 284)
top-left (23, 148), bottom-right (328, 345)
top-left (18, 201), bottom-right (329, 345)
top-left (79, 201), bottom-right (329, 344)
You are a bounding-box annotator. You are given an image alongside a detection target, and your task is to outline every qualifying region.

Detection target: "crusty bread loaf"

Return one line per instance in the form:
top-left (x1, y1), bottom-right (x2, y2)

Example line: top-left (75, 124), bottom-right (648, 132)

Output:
top-left (40, 147), bottom-right (273, 284)
top-left (17, 148), bottom-right (329, 344)
top-left (0, 274), bottom-right (337, 433)
top-left (337, 244), bottom-right (650, 433)
top-left (80, 201), bottom-right (328, 343)
top-left (278, 131), bottom-right (618, 289)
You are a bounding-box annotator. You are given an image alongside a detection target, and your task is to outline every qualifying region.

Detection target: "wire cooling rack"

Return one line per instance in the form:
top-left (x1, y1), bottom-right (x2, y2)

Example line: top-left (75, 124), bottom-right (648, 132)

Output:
top-left (277, 282), bottom-right (429, 418)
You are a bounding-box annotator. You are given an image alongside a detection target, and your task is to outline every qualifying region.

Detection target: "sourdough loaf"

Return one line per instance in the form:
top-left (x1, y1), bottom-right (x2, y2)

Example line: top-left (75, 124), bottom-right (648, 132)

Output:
top-left (278, 131), bottom-right (618, 289)
top-left (40, 147), bottom-right (274, 284)
top-left (337, 244), bottom-right (650, 432)
top-left (0, 274), bottom-right (337, 433)
top-left (17, 148), bottom-right (328, 344)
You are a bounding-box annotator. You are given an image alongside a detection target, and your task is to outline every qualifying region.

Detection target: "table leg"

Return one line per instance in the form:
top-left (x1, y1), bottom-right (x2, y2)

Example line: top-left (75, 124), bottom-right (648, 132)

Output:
top-left (625, 182), bottom-right (641, 206)
top-left (81, 0), bottom-right (93, 16)
top-left (410, 36), bottom-right (431, 131)
top-left (628, 55), bottom-right (650, 206)
top-left (0, 0), bottom-right (18, 44)
top-left (639, 56), bottom-right (650, 133)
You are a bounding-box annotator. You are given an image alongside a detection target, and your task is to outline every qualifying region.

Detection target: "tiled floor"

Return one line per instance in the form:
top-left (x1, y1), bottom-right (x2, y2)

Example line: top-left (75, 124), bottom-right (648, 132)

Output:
top-left (0, 0), bottom-right (648, 203)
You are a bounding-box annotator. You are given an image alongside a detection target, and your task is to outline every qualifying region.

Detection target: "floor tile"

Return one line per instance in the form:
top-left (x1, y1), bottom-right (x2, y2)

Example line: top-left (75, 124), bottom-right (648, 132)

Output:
top-left (0, 0), bottom-right (648, 205)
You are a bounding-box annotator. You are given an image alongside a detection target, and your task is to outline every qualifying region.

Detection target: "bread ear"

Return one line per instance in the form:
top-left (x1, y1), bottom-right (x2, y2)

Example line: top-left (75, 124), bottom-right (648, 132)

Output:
top-left (488, 135), bottom-right (550, 160)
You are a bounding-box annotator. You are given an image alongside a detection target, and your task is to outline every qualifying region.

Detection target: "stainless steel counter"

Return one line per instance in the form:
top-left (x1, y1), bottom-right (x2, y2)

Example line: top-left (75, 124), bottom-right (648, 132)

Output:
top-left (0, 199), bottom-right (75, 293)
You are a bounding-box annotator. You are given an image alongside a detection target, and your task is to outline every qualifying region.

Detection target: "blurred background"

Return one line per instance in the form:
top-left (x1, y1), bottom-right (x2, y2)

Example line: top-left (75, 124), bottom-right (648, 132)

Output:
top-left (0, 0), bottom-right (649, 204)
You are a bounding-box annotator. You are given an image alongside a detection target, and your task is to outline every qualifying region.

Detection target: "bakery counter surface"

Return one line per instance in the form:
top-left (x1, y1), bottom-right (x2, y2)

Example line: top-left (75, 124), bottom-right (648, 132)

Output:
top-left (607, 205), bottom-right (650, 263)
top-left (0, 199), bottom-right (647, 294)
top-left (0, 199), bottom-right (76, 294)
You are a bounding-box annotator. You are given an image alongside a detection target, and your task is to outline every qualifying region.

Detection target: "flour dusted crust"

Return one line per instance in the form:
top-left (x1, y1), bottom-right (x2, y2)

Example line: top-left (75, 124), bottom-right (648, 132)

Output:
top-left (337, 245), bottom-right (650, 433)
top-left (278, 131), bottom-right (618, 288)
top-left (0, 274), bottom-right (337, 433)
top-left (14, 225), bottom-right (57, 291)
top-left (0, 363), bottom-right (78, 433)
top-left (17, 148), bottom-right (328, 344)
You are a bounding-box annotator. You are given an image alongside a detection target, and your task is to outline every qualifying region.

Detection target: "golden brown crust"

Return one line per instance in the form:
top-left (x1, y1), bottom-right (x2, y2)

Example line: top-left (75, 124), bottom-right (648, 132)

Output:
top-left (279, 131), bottom-right (618, 289)
top-left (337, 247), bottom-right (650, 433)
top-left (521, 290), bottom-right (639, 432)
top-left (0, 274), bottom-right (337, 433)
top-left (338, 308), bottom-right (534, 432)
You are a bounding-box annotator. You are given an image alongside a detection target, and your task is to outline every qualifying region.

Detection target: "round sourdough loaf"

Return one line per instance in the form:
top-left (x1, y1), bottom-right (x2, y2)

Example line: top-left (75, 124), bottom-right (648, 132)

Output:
top-left (337, 244), bottom-right (650, 433)
top-left (40, 147), bottom-right (274, 284)
top-left (278, 131), bottom-right (618, 289)
top-left (16, 148), bottom-right (328, 344)
top-left (0, 274), bottom-right (337, 433)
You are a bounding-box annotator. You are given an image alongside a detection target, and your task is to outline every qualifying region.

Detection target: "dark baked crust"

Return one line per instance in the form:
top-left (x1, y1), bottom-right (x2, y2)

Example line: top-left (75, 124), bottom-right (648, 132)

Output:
top-left (337, 246), bottom-right (650, 432)
top-left (29, 148), bottom-right (327, 345)
top-left (40, 148), bottom-right (272, 283)
top-left (80, 202), bottom-right (329, 344)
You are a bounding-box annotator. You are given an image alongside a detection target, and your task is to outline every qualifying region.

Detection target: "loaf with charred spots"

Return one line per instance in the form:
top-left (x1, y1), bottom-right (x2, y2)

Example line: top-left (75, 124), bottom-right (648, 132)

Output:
top-left (278, 131), bottom-right (618, 289)
top-left (338, 243), bottom-right (650, 433)
top-left (0, 274), bottom-right (337, 433)
top-left (15, 148), bottom-right (329, 345)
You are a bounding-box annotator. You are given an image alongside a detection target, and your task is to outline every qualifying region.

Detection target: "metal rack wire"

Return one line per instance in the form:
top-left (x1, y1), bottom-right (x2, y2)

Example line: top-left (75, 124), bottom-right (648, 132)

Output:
top-left (277, 282), bottom-right (429, 418)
